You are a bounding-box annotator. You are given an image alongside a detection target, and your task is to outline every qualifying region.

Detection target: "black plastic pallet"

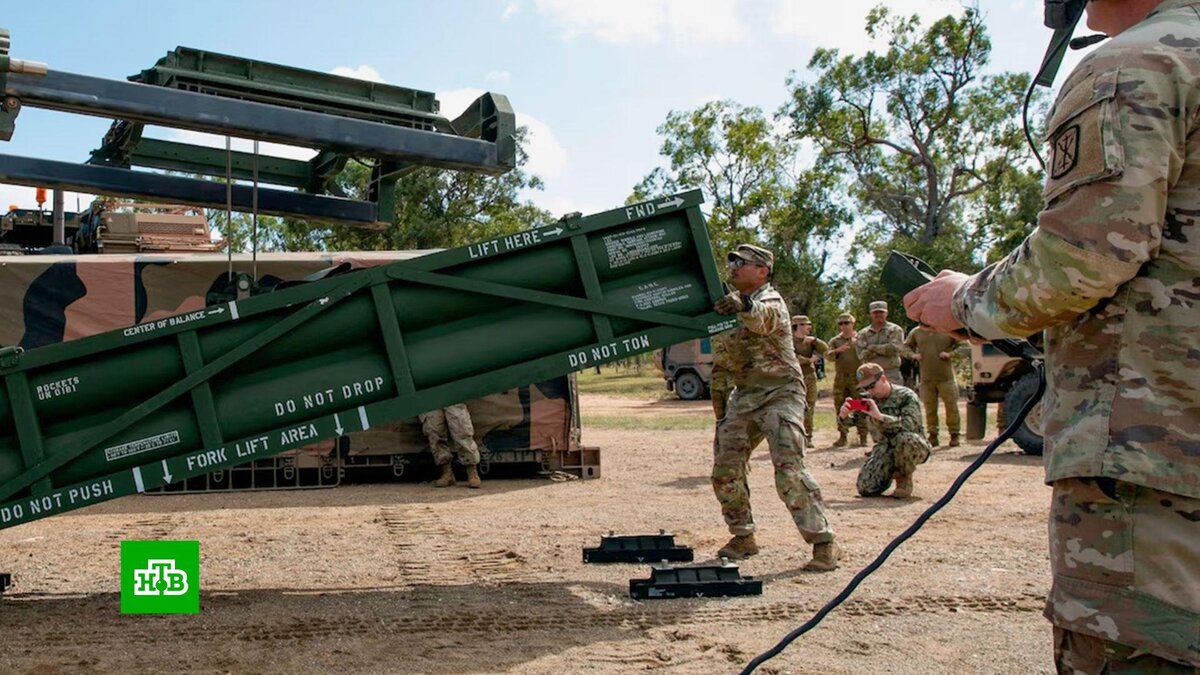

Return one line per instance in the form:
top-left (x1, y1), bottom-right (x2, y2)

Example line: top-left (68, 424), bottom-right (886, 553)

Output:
top-left (629, 561), bottom-right (762, 600)
top-left (583, 531), bottom-right (694, 564)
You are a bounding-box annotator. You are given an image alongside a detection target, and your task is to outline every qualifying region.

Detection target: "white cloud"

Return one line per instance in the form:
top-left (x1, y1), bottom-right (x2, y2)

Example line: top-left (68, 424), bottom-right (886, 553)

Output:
top-left (0, 184), bottom-right (95, 213)
top-left (439, 88), bottom-right (568, 180)
top-left (770, 0), bottom-right (964, 55)
top-left (534, 0), bottom-right (746, 45)
top-left (502, 1), bottom-right (519, 20)
top-left (330, 64), bottom-right (386, 83)
top-left (486, 70), bottom-right (512, 84)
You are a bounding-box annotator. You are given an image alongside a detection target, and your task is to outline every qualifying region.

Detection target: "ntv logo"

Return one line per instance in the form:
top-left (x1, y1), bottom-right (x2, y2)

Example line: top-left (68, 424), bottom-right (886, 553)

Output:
top-left (121, 540), bottom-right (200, 614)
top-left (133, 559), bottom-right (189, 596)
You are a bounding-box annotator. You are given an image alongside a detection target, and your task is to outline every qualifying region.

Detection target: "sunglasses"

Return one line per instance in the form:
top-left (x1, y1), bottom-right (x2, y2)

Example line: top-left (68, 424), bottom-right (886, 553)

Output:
top-left (837, 321), bottom-right (851, 325)
top-left (728, 258), bottom-right (764, 269)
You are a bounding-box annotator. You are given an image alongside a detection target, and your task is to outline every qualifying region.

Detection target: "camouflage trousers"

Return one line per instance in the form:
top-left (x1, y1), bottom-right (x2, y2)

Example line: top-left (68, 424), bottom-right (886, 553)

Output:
top-left (856, 432), bottom-right (931, 497)
top-left (802, 373), bottom-right (818, 438)
top-left (919, 378), bottom-right (961, 437)
top-left (833, 378), bottom-right (868, 436)
top-left (711, 393), bottom-right (834, 544)
top-left (418, 403), bottom-right (481, 467)
top-left (1055, 628), bottom-right (1199, 674)
top-left (1046, 478), bottom-right (1200, 668)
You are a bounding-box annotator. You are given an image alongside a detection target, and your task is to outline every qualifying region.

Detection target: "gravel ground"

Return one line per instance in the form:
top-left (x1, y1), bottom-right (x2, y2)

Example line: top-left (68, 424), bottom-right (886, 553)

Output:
top-left (0, 394), bottom-right (1055, 674)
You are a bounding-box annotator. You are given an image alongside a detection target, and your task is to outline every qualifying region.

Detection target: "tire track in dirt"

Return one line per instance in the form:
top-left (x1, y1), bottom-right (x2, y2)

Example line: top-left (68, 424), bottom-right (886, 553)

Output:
top-left (1, 591), bottom-right (1045, 647)
top-left (378, 505), bottom-right (529, 585)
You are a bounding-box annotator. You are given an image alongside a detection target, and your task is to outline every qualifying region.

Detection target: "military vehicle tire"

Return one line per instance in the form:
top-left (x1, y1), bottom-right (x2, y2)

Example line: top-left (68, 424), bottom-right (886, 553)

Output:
top-left (675, 371), bottom-right (706, 401)
top-left (1002, 371), bottom-right (1044, 456)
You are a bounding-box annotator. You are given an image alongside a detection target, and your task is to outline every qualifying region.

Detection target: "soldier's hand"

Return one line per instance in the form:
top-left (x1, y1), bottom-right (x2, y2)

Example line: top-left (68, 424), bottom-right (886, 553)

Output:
top-left (912, 353), bottom-right (923, 361)
top-left (938, 351), bottom-right (951, 360)
top-left (714, 291), bottom-right (749, 315)
top-left (838, 401), bottom-right (852, 419)
top-left (904, 270), bottom-right (969, 334)
top-left (803, 336), bottom-right (815, 345)
top-left (864, 399), bottom-right (883, 420)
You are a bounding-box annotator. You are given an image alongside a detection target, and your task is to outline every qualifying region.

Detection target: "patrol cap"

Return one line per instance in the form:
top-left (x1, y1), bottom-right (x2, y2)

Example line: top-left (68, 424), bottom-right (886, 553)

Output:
top-left (791, 315), bottom-right (812, 326)
top-left (856, 362), bottom-right (885, 389)
top-left (868, 300), bottom-right (888, 313)
top-left (837, 312), bottom-right (855, 324)
top-left (727, 244), bottom-right (774, 270)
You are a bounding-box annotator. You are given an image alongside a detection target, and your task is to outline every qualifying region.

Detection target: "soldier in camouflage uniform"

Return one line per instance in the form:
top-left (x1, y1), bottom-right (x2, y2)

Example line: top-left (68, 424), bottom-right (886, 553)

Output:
top-left (710, 243), bottom-right (839, 571)
top-left (839, 363), bottom-right (930, 499)
top-left (791, 315), bottom-right (828, 443)
top-left (855, 301), bottom-right (905, 384)
top-left (419, 403), bottom-right (483, 488)
top-left (827, 312), bottom-right (869, 447)
top-left (904, 1), bottom-right (1200, 669)
top-left (902, 326), bottom-right (963, 447)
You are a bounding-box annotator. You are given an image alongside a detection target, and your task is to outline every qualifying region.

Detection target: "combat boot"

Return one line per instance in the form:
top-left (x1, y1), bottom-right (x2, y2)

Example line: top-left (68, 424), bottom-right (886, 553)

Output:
top-left (717, 534), bottom-right (759, 560)
top-left (432, 463), bottom-right (456, 487)
top-left (833, 431), bottom-right (848, 448)
top-left (949, 433), bottom-right (961, 448)
top-left (891, 473), bottom-right (913, 499)
top-left (804, 541), bottom-right (841, 571)
top-left (927, 433), bottom-right (939, 447)
top-left (465, 465), bottom-right (483, 489)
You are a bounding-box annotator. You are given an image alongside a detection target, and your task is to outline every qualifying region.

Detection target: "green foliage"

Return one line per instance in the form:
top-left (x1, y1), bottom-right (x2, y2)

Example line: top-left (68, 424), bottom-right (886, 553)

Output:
top-left (630, 100), bottom-right (792, 258)
top-left (210, 127), bottom-right (552, 254)
top-left (631, 100), bottom-right (853, 337)
top-left (782, 4), bottom-right (1048, 318)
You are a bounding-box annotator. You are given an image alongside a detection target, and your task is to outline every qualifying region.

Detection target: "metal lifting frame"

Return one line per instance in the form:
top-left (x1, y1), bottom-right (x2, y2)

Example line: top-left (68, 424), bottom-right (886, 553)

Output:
top-left (0, 32), bottom-right (517, 227)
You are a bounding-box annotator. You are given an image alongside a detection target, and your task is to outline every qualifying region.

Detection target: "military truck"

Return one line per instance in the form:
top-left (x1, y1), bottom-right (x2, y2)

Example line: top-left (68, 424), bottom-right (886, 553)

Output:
top-left (966, 342), bottom-right (1044, 455)
top-left (654, 337), bottom-right (713, 400)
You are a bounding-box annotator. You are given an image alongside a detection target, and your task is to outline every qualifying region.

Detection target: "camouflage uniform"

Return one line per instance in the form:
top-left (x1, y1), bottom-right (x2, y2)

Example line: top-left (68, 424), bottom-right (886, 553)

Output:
top-left (951, 2), bottom-right (1200, 666)
top-left (902, 327), bottom-right (962, 441)
top-left (711, 283), bottom-right (834, 545)
top-left (418, 403), bottom-right (481, 467)
top-left (827, 320), bottom-right (868, 442)
top-left (855, 318), bottom-right (905, 384)
top-left (852, 382), bottom-right (931, 497)
top-left (791, 316), bottom-right (828, 440)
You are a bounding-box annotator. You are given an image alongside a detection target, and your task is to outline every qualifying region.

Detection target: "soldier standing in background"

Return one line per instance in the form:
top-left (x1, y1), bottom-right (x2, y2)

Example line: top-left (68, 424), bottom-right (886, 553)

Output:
top-left (903, 1), bottom-right (1200, 668)
top-left (840, 363), bottom-right (930, 499)
top-left (903, 326), bottom-right (963, 447)
top-left (827, 312), bottom-right (868, 447)
top-left (710, 243), bottom-right (839, 571)
top-left (420, 403), bottom-right (483, 488)
top-left (855, 301), bottom-right (904, 384)
top-left (791, 315), bottom-right (828, 443)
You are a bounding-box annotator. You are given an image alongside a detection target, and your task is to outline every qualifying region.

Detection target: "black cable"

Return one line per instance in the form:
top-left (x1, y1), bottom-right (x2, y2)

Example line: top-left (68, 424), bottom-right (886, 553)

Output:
top-left (740, 361), bottom-right (1046, 675)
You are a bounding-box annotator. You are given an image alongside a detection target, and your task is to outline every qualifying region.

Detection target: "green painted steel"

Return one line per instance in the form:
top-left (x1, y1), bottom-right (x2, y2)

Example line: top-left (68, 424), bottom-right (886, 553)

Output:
top-left (0, 190), bottom-right (734, 529)
top-left (135, 47), bottom-right (443, 129)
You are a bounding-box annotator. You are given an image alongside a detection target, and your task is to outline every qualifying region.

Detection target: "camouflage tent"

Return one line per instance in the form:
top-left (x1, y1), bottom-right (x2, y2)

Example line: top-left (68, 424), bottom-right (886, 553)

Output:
top-left (0, 252), bottom-right (587, 479)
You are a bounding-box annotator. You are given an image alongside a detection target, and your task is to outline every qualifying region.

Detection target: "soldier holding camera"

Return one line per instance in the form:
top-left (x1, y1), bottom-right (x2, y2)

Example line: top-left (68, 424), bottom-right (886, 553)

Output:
top-left (839, 363), bottom-right (930, 499)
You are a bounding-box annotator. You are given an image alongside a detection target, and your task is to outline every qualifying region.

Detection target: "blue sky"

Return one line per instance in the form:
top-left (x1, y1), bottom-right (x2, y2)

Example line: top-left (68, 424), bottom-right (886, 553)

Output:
top-left (1, 0), bottom-right (1091, 222)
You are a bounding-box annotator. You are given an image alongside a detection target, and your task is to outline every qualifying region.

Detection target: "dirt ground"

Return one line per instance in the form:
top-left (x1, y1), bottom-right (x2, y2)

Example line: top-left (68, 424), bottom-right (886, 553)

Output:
top-left (0, 393), bottom-right (1055, 674)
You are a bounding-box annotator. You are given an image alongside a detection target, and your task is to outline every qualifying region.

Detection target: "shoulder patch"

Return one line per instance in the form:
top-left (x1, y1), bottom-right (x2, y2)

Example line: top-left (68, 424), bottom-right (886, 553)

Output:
top-left (1050, 125), bottom-right (1080, 179)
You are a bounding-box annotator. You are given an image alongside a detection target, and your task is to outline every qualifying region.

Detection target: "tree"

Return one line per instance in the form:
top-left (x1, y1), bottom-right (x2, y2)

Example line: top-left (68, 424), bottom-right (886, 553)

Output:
top-left (633, 100), bottom-right (855, 337)
top-left (232, 126), bottom-right (553, 253)
top-left (786, 6), bottom-right (1038, 246)
top-left (630, 100), bottom-right (792, 258)
top-left (762, 165), bottom-right (854, 333)
top-left (783, 4), bottom-right (1047, 317)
